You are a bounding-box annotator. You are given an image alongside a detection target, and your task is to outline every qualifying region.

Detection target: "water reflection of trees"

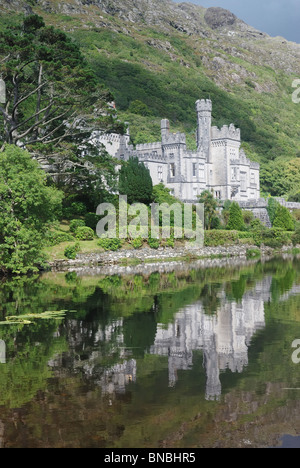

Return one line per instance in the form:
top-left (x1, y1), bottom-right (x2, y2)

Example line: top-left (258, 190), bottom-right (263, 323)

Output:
top-left (0, 257), bottom-right (299, 409)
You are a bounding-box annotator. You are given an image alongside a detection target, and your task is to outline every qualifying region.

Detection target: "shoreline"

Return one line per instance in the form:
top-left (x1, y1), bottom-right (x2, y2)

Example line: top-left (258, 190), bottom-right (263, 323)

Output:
top-left (47, 243), bottom-right (299, 273)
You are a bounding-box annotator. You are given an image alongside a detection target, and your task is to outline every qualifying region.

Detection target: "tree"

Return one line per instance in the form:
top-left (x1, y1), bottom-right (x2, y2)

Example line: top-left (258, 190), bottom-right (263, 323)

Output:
top-left (267, 197), bottom-right (281, 225)
top-left (226, 202), bottom-right (245, 231)
top-left (0, 15), bottom-right (124, 205)
top-left (198, 190), bottom-right (220, 230)
top-left (128, 100), bottom-right (152, 116)
top-left (0, 15), bottom-right (116, 148)
top-left (273, 205), bottom-right (295, 231)
top-left (119, 156), bottom-right (153, 205)
top-left (0, 145), bottom-right (63, 274)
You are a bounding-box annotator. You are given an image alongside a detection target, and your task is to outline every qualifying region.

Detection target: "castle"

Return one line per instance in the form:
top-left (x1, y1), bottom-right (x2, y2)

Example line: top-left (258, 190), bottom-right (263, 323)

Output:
top-left (98, 99), bottom-right (260, 202)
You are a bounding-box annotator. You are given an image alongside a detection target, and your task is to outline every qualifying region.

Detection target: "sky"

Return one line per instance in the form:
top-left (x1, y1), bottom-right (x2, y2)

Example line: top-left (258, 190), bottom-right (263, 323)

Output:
top-left (174, 0), bottom-right (300, 43)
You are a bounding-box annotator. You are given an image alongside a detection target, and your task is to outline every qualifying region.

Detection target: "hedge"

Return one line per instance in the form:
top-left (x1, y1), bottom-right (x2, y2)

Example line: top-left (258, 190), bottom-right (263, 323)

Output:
top-left (204, 230), bottom-right (239, 247)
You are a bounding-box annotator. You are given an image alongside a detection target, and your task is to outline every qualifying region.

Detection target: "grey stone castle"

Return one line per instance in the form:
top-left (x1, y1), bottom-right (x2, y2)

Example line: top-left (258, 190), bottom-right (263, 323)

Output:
top-left (98, 99), bottom-right (260, 202)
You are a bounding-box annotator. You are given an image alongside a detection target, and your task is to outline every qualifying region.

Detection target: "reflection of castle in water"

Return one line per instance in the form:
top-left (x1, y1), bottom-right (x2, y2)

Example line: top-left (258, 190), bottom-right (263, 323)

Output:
top-left (96, 277), bottom-right (271, 401)
top-left (150, 277), bottom-right (270, 400)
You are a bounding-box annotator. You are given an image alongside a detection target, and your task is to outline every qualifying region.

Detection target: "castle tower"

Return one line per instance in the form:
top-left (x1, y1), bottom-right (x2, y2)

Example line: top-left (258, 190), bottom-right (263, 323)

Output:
top-left (196, 99), bottom-right (212, 162)
top-left (161, 118), bottom-right (170, 142)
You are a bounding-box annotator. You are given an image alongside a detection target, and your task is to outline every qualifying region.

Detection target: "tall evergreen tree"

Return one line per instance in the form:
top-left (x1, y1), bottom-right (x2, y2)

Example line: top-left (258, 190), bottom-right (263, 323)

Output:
top-left (227, 202), bottom-right (245, 231)
top-left (119, 156), bottom-right (153, 205)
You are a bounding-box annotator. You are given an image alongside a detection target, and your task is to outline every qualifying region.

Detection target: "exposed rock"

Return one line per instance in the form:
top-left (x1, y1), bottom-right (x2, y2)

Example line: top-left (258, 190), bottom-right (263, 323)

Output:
top-left (0, 0), bottom-right (33, 14)
top-left (204, 7), bottom-right (237, 30)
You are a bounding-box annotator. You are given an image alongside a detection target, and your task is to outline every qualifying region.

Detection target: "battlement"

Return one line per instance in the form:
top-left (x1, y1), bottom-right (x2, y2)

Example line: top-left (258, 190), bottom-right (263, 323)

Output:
top-left (196, 99), bottom-right (212, 113)
top-left (211, 124), bottom-right (241, 141)
top-left (163, 132), bottom-right (186, 145)
top-left (96, 132), bottom-right (123, 142)
top-left (136, 142), bottom-right (161, 151)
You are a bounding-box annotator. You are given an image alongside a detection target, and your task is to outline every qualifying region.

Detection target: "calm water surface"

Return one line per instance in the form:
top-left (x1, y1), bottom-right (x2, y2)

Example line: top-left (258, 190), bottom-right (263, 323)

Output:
top-left (0, 256), bottom-right (300, 448)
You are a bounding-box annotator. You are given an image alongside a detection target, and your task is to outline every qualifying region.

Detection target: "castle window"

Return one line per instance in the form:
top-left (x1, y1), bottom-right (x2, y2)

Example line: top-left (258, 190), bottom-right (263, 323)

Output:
top-left (193, 187), bottom-right (198, 198)
top-left (215, 191), bottom-right (221, 200)
top-left (251, 172), bottom-right (255, 184)
top-left (199, 165), bottom-right (205, 179)
top-left (158, 166), bottom-right (163, 181)
top-left (192, 163), bottom-right (197, 177)
top-left (231, 167), bottom-right (238, 181)
top-left (240, 172), bottom-right (247, 192)
top-left (170, 163), bottom-right (175, 178)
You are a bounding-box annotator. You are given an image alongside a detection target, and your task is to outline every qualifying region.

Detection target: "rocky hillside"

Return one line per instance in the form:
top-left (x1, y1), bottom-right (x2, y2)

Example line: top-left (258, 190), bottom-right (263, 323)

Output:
top-left (0, 0), bottom-right (300, 196)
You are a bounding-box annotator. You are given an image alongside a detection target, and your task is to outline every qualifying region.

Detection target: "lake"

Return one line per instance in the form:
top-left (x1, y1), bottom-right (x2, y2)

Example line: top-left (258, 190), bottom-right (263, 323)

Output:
top-left (0, 255), bottom-right (299, 448)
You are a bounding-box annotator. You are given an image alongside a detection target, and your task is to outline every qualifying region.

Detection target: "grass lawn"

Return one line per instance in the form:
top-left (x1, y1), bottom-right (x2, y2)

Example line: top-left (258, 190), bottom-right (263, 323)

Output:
top-left (43, 239), bottom-right (102, 261)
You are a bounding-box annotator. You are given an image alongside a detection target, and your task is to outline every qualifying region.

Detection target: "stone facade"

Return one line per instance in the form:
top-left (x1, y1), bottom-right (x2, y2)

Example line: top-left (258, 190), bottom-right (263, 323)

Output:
top-left (97, 99), bottom-right (260, 202)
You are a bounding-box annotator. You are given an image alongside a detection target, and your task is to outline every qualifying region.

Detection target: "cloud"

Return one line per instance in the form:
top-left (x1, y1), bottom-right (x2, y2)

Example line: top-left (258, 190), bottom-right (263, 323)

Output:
top-left (174, 0), bottom-right (300, 43)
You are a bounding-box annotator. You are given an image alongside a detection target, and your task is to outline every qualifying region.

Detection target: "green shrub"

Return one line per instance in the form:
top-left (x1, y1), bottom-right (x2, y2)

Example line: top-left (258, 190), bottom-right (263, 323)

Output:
top-left (84, 212), bottom-right (101, 231)
top-left (242, 210), bottom-right (254, 226)
top-left (272, 205), bottom-right (295, 231)
top-left (45, 231), bottom-right (75, 246)
top-left (98, 238), bottom-right (122, 251)
top-left (204, 230), bottom-right (239, 247)
top-left (226, 202), bottom-right (245, 231)
top-left (64, 242), bottom-right (81, 260)
top-left (75, 226), bottom-right (95, 241)
top-left (132, 237), bottom-right (143, 249)
top-left (63, 202), bottom-right (87, 219)
top-left (237, 231), bottom-right (254, 239)
top-left (267, 198), bottom-right (281, 224)
top-left (166, 237), bottom-right (175, 248)
top-left (148, 237), bottom-right (160, 249)
top-left (292, 227), bottom-right (300, 246)
top-left (70, 219), bottom-right (86, 233)
top-left (260, 228), bottom-right (291, 248)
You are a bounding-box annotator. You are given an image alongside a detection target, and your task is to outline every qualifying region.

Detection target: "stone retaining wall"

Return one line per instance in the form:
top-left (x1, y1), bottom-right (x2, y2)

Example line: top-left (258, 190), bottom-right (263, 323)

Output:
top-left (48, 243), bottom-right (282, 272)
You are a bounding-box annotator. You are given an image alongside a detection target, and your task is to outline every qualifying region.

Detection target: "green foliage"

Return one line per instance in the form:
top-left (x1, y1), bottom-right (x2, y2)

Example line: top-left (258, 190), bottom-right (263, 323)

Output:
top-left (242, 210), bottom-right (254, 226)
top-left (84, 212), bottom-right (101, 231)
top-left (261, 160), bottom-right (300, 198)
top-left (69, 219), bottom-right (86, 233)
top-left (98, 237), bottom-right (122, 251)
top-left (152, 183), bottom-right (180, 205)
top-left (132, 237), bottom-right (144, 249)
top-left (198, 190), bottom-right (220, 230)
top-left (226, 202), bottom-right (245, 231)
top-left (119, 156), bottom-right (153, 205)
top-left (128, 100), bottom-right (152, 116)
top-left (45, 231), bottom-right (75, 246)
top-left (75, 226), bottom-right (95, 241)
top-left (288, 192), bottom-right (300, 203)
top-left (166, 237), bottom-right (175, 248)
top-left (0, 146), bottom-right (63, 274)
top-left (291, 227), bottom-right (300, 246)
top-left (64, 242), bottom-right (81, 260)
top-left (64, 203), bottom-right (87, 220)
top-left (267, 197), bottom-right (295, 231)
top-left (204, 230), bottom-right (239, 247)
top-left (252, 226), bottom-right (291, 248)
top-left (273, 205), bottom-right (295, 231)
top-left (147, 237), bottom-right (160, 249)
top-left (0, 15), bottom-right (105, 147)
top-left (267, 198), bottom-right (281, 224)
